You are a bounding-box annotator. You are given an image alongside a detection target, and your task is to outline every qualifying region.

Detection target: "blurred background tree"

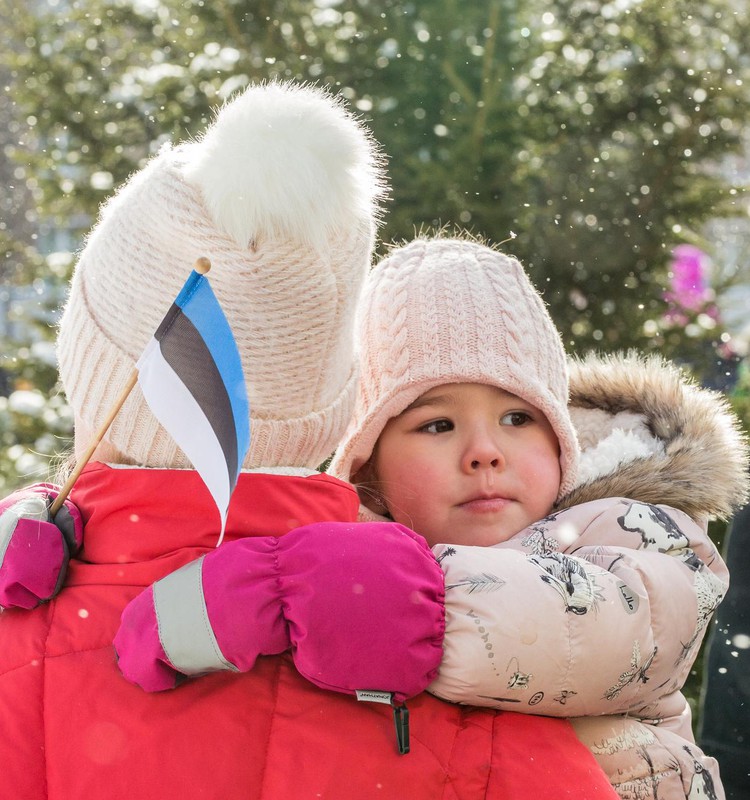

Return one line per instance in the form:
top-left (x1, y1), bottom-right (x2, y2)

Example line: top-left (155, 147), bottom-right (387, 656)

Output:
top-left (1, 0), bottom-right (749, 477)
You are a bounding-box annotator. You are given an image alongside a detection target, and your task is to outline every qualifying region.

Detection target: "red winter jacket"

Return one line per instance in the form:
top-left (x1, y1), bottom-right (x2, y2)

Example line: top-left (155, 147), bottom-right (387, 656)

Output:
top-left (0, 463), bottom-right (616, 800)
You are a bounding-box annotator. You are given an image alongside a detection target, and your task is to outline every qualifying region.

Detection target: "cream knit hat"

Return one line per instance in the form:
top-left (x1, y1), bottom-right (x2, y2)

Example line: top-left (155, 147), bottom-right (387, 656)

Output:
top-left (57, 81), bottom-right (386, 469)
top-left (328, 236), bottom-right (580, 500)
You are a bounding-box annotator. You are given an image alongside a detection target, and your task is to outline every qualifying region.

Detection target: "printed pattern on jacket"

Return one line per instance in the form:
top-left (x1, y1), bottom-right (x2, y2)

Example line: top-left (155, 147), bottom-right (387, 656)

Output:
top-left (431, 498), bottom-right (727, 719)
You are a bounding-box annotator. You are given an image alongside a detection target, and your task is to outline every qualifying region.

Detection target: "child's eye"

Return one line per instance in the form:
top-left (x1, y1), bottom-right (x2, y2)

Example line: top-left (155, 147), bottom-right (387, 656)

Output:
top-left (501, 411), bottom-right (532, 427)
top-left (419, 419), bottom-right (454, 434)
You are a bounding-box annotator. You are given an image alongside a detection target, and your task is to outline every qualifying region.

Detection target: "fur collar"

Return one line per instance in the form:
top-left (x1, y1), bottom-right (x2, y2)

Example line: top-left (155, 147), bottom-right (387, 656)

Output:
top-left (556, 352), bottom-right (749, 520)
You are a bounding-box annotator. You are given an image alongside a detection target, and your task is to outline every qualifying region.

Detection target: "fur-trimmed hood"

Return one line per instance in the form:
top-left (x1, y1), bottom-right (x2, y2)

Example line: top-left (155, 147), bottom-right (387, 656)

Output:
top-left (557, 352), bottom-right (750, 520)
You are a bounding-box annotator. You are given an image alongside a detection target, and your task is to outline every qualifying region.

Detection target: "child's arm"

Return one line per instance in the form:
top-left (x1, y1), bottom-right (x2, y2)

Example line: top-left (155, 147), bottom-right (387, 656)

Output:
top-left (0, 484), bottom-right (83, 609)
top-left (428, 497), bottom-right (726, 721)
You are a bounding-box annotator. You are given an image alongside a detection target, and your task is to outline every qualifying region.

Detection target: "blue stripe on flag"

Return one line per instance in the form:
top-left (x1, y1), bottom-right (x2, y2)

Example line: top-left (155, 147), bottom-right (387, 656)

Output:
top-left (173, 272), bottom-right (250, 458)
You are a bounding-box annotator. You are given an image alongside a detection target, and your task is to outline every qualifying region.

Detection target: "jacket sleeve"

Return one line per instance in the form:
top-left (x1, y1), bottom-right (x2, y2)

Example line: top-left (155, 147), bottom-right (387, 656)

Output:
top-left (427, 497), bottom-right (728, 721)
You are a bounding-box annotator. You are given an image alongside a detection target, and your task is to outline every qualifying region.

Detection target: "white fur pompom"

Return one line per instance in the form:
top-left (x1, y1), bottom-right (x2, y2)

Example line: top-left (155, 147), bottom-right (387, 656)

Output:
top-left (181, 81), bottom-right (386, 250)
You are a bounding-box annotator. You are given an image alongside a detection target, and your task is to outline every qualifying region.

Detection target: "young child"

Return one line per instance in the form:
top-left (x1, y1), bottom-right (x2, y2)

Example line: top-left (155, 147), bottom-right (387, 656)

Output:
top-left (327, 234), bottom-right (749, 800)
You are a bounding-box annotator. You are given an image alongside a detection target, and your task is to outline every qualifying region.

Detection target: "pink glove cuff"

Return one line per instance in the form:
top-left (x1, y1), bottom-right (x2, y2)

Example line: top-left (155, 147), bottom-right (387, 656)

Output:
top-left (201, 538), bottom-right (289, 666)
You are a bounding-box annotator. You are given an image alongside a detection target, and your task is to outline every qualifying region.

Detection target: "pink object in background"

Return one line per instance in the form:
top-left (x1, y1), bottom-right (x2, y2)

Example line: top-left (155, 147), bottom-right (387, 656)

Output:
top-left (663, 244), bottom-right (718, 324)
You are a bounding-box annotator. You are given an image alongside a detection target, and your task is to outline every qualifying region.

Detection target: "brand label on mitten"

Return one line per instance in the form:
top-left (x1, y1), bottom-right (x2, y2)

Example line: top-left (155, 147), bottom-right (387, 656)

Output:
top-left (355, 690), bottom-right (393, 705)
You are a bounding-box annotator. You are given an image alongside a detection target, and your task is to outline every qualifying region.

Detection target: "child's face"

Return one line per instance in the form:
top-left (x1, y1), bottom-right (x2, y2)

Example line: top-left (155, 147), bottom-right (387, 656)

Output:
top-left (369, 383), bottom-right (561, 548)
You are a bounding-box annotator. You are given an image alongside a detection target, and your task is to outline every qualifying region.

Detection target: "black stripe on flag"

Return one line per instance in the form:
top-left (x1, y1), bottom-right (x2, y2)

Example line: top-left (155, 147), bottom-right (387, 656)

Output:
top-left (154, 302), bottom-right (184, 342)
top-left (156, 308), bottom-right (239, 482)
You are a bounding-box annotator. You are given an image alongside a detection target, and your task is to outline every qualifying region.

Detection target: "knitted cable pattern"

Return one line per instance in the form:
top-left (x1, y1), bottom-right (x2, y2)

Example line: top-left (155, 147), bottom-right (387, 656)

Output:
top-left (57, 81), bottom-right (385, 470)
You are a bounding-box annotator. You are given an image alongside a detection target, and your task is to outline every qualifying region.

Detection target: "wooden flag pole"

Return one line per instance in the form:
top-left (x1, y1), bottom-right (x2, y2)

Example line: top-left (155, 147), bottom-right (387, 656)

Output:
top-left (49, 257), bottom-right (212, 517)
top-left (49, 371), bottom-right (138, 516)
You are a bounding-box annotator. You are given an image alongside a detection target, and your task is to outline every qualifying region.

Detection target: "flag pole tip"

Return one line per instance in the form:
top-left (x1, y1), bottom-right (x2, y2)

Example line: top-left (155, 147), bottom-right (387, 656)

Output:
top-left (194, 257), bottom-right (211, 275)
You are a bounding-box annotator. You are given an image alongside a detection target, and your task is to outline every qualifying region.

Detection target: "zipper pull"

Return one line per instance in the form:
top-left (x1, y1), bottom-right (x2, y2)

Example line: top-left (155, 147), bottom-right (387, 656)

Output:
top-left (392, 701), bottom-right (410, 755)
top-left (355, 690), bottom-right (410, 755)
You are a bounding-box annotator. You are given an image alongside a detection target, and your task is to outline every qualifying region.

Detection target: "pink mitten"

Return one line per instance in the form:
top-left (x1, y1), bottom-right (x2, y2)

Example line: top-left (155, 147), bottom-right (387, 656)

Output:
top-left (114, 522), bottom-right (445, 701)
top-left (282, 522), bottom-right (445, 702)
top-left (0, 484), bottom-right (84, 610)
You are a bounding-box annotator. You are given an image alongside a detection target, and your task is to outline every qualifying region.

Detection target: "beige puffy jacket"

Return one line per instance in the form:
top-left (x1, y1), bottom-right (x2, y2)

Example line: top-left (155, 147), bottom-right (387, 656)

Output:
top-left (427, 353), bottom-right (749, 800)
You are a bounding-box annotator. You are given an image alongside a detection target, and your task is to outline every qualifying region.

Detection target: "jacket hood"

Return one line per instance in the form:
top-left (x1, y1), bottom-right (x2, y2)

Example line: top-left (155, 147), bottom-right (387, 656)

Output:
top-left (557, 351), bottom-right (749, 520)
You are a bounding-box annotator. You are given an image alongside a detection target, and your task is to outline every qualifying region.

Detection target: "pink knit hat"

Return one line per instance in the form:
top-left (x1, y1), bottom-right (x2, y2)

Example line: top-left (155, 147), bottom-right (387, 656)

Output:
top-left (328, 236), bottom-right (580, 500)
top-left (57, 81), bottom-right (386, 469)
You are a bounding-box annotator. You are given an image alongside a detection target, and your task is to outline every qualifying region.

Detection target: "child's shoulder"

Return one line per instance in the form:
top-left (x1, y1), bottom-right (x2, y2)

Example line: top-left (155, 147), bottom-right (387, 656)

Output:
top-left (524, 497), bottom-right (705, 556)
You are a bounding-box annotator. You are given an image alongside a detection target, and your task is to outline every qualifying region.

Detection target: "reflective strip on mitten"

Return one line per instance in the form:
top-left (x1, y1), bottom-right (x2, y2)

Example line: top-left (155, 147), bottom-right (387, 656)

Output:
top-left (152, 557), bottom-right (239, 675)
top-left (0, 495), bottom-right (49, 562)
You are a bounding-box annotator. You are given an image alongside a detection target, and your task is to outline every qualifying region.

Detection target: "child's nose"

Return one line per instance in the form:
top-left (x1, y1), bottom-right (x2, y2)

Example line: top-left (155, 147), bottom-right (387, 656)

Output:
top-left (462, 433), bottom-right (505, 473)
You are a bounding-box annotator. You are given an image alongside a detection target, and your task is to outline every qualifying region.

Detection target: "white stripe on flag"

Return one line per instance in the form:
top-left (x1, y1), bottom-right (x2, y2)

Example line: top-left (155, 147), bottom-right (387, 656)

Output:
top-left (137, 338), bottom-right (231, 533)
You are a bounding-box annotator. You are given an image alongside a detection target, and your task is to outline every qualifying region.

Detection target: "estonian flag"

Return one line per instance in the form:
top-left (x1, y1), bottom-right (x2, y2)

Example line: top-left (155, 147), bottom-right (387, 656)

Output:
top-left (136, 263), bottom-right (250, 544)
